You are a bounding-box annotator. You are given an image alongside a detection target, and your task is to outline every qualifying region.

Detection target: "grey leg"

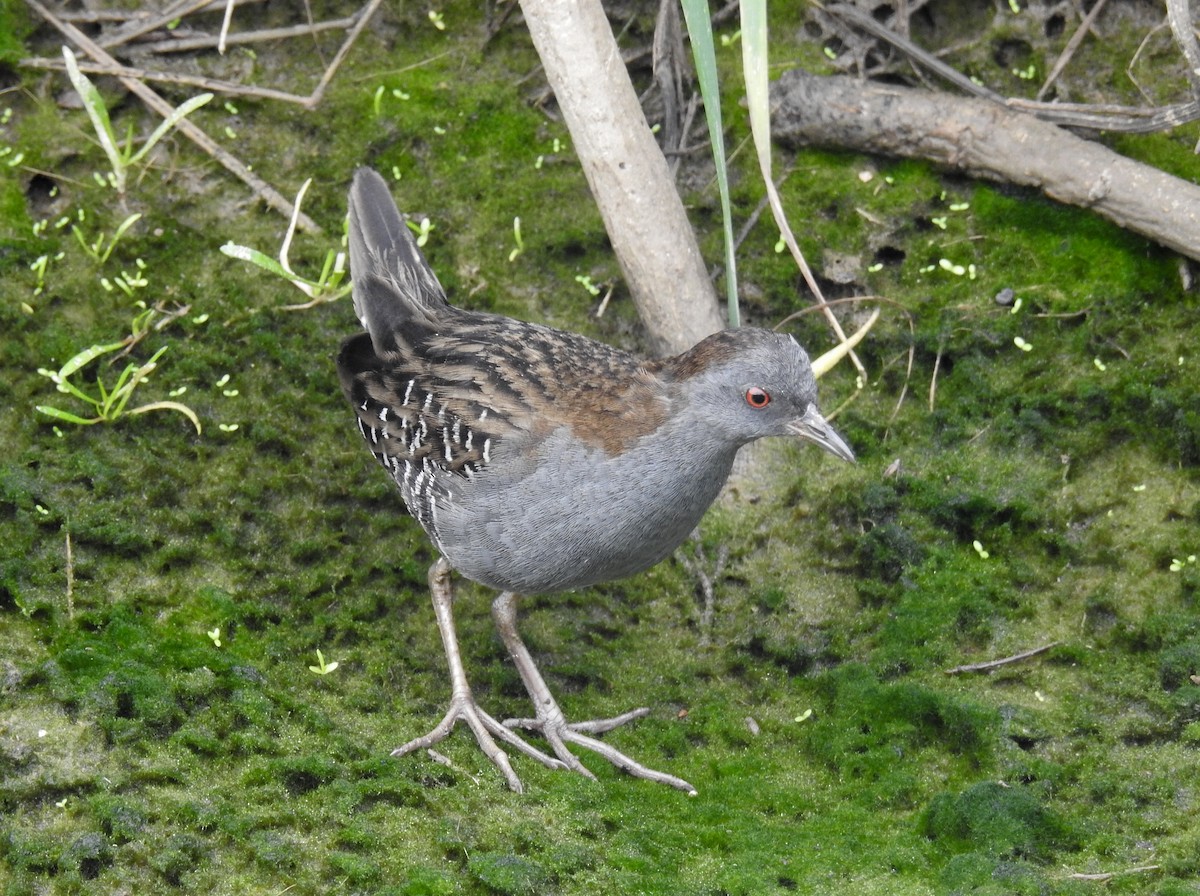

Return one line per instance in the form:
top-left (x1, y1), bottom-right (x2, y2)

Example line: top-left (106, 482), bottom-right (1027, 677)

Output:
top-left (491, 591), bottom-right (697, 795)
top-left (391, 558), bottom-right (567, 792)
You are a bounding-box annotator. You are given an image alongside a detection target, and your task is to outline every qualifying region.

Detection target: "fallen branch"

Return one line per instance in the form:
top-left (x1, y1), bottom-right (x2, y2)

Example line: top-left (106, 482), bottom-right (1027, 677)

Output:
top-left (820, 2), bottom-right (1200, 133)
top-left (944, 642), bottom-right (1061, 675)
top-left (770, 70), bottom-right (1200, 262)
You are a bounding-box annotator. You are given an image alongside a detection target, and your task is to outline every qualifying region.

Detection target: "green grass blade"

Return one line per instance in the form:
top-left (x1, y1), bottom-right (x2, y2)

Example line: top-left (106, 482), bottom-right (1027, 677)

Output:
top-left (739, 0), bottom-right (858, 361)
top-left (57, 341), bottom-right (126, 379)
top-left (101, 213), bottom-right (143, 263)
top-left (220, 242), bottom-right (296, 279)
top-left (130, 93), bottom-right (214, 165)
top-left (36, 405), bottom-right (100, 425)
top-left (680, 0), bottom-right (740, 328)
top-left (740, 0), bottom-right (770, 172)
top-left (61, 46), bottom-right (124, 191)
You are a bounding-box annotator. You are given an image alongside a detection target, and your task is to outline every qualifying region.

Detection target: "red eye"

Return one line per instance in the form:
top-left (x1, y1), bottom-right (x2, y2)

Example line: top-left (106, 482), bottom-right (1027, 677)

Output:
top-left (745, 387), bottom-right (771, 408)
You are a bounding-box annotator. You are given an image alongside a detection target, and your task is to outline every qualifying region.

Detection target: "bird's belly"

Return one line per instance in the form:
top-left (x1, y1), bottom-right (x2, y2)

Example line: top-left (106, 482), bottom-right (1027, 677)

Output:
top-left (434, 433), bottom-right (736, 594)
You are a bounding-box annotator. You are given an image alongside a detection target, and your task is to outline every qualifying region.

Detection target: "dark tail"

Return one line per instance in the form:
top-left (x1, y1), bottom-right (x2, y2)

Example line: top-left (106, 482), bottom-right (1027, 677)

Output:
top-left (348, 167), bottom-right (450, 352)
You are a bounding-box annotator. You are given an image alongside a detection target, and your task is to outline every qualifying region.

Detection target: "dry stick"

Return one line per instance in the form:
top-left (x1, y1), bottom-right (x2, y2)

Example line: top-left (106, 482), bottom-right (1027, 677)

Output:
top-left (22, 56), bottom-right (326, 105)
top-left (54, 0), bottom-right (269, 26)
top-left (27, 0), bottom-right (318, 230)
top-left (1036, 0), bottom-right (1108, 101)
top-left (944, 642), bottom-right (1060, 675)
top-left (39, 1), bottom-right (381, 110)
top-left (519, 0), bottom-right (725, 355)
top-left (302, 0), bottom-right (386, 111)
top-left (134, 17), bottom-right (358, 55)
top-left (58, 9), bottom-right (138, 23)
top-left (1167, 0), bottom-right (1200, 98)
top-left (1067, 865), bottom-right (1161, 882)
top-left (771, 71), bottom-right (1200, 262)
top-left (97, 0), bottom-right (219, 49)
top-left (64, 527), bottom-right (74, 622)
top-left (218, 0), bottom-right (236, 54)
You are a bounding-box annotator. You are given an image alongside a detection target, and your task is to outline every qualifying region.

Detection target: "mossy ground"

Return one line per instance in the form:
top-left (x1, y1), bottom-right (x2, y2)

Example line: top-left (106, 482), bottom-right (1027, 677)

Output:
top-left (2, 1), bottom-right (1199, 894)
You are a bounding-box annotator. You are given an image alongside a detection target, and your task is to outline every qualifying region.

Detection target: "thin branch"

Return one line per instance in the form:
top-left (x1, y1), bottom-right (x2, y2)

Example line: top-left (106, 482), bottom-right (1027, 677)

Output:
top-left (1067, 864), bottom-right (1161, 882)
top-left (97, 0), bottom-right (223, 49)
top-left (64, 526), bottom-right (74, 622)
top-left (944, 642), bottom-right (1061, 675)
top-left (137, 17), bottom-right (357, 55)
top-left (1037, 0), bottom-right (1108, 101)
top-left (303, 0), bottom-right (385, 110)
top-left (1166, 0), bottom-right (1200, 98)
top-left (22, 56), bottom-right (328, 105)
top-left (772, 71), bottom-right (1200, 261)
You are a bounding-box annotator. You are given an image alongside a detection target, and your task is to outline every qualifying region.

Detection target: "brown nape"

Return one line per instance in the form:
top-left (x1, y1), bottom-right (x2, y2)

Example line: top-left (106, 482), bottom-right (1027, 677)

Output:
top-left (652, 329), bottom-right (761, 381)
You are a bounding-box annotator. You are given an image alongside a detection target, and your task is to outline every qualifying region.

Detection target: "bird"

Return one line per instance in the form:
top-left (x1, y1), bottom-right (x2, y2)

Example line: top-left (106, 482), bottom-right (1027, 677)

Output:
top-left (336, 167), bottom-right (855, 794)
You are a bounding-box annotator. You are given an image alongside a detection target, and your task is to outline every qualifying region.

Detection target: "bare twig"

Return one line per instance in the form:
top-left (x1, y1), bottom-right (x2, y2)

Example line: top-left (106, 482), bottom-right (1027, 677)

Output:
top-left (136, 17), bottom-right (357, 55)
top-left (64, 526), bottom-right (74, 622)
top-left (676, 536), bottom-right (729, 642)
top-left (98, 0), bottom-right (221, 49)
top-left (944, 642), bottom-right (1060, 675)
top-left (1166, 0), bottom-right (1200, 99)
top-left (217, 0), bottom-right (236, 54)
top-left (821, 2), bottom-right (1005, 102)
top-left (1067, 864), bottom-right (1161, 882)
top-left (303, 0), bottom-right (386, 110)
top-left (1037, 0), bottom-right (1108, 101)
top-left (22, 56), bottom-right (327, 105)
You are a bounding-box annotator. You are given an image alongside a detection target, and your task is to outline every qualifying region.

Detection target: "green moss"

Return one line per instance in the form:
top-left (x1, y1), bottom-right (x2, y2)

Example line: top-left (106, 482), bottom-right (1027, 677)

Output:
top-left (922, 781), bottom-right (1079, 861)
top-left (2, 1), bottom-right (1200, 894)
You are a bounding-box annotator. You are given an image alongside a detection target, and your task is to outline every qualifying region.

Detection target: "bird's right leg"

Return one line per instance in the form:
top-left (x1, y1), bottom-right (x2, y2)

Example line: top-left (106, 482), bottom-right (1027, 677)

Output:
top-left (391, 557), bottom-right (567, 792)
top-left (492, 591), bottom-right (697, 795)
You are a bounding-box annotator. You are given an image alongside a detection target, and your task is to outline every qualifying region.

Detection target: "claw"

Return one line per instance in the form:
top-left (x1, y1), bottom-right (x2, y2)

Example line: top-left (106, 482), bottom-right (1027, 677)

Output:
top-left (493, 591), bottom-right (697, 795)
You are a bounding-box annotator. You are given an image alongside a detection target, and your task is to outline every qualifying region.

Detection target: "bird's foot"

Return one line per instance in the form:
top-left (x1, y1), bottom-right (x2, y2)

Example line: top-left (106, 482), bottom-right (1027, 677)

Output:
top-left (491, 590), bottom-right (697, 795)
top-left (504, 704), bottom-right (697, 795)
top-left (392, 690), bottom-right (568, 794)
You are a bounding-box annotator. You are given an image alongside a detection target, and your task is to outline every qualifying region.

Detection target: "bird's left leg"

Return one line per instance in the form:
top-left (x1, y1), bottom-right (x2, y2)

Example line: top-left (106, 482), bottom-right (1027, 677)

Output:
top-left (491, 591), bottom-right (697, 795)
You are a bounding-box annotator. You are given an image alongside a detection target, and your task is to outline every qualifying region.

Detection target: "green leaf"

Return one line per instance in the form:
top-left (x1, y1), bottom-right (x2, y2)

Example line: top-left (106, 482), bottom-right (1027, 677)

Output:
top-left (61, 46), bottom-right (123, 181)
top-left (220, 242), bottom-right (294, 279)
top-left (36, 405), bottom-right (99, 425)
top-left (680, 0), bottom-right (739, 327)
top-left (130, 92), bottom-right (213, 164)
top-left (57, 341), bottom-right (126, 379)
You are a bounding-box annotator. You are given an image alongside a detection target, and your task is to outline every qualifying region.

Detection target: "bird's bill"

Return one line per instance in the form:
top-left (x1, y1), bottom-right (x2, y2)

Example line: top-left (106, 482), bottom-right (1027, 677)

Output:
top-left (787, 405), bottom-right (855, 463)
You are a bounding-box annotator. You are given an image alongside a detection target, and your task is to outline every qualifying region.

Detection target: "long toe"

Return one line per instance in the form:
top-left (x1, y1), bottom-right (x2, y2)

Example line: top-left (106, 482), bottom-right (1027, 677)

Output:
top-left (504, 710), bottom-right (695, 794)
top-left (562, 727), bottom-right (696, 795)
top-left (393, 692), bottom-right (568, 793)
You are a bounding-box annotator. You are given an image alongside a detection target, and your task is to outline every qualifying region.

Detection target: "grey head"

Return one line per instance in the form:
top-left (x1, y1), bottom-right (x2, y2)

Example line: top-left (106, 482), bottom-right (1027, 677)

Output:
top-left (659, 327), bottom-right (855, 462)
